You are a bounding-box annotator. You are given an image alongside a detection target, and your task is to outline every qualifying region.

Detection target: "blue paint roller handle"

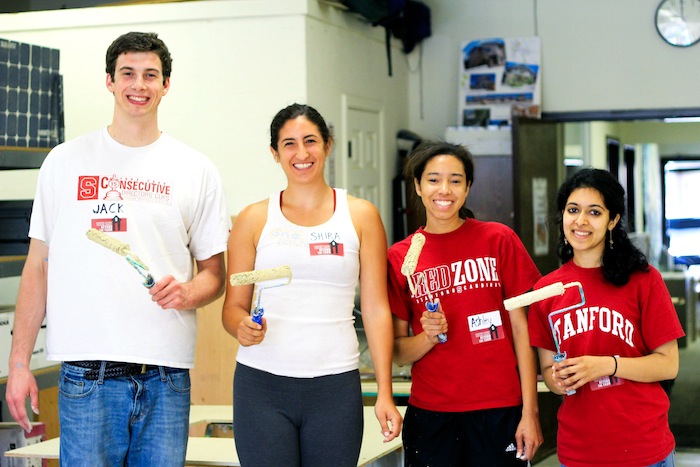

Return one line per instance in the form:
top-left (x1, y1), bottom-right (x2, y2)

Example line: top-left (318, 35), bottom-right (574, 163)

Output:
top-left (553, 352), bottom-right (576, 395)
top-left (252, 307), bottom-right (264, 325)
top-left (426, 301), bottom-right (447, 344)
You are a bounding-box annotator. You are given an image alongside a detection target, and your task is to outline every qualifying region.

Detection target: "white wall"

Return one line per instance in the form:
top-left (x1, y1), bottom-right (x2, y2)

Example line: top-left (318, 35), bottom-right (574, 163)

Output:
top-left (410, 0), bottom-right (700, 139)
top-left (0, 0), bottom-right (409, 217)
top-left (405, 0), bottom-right (700, 265)
top-left (0, 0), bottom-right (308, 214)
top-left (408, 0), bottom-right (536, 139)
top-left (6, 0), bottom-right (695, 221)
top-left (305, 2), bottom-right (409, 226)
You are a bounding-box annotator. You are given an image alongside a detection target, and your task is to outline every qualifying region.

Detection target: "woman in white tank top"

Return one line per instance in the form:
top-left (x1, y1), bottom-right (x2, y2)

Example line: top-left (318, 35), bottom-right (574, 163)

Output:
top-left (222, 103), bottom-right (402, 467)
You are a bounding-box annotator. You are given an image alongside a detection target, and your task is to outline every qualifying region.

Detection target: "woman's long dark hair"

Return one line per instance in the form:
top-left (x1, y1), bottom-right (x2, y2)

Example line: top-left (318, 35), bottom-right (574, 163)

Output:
top-left (556, 168), bottom-right (648, 286)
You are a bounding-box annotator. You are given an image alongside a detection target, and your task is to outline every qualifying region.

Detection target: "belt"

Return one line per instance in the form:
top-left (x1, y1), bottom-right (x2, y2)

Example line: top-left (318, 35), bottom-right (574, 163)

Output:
top-left (68, 360), bottom-right (160, 380)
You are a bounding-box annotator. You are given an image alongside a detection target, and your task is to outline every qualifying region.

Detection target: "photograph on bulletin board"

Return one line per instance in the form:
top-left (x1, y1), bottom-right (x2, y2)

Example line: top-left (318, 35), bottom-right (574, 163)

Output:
top-left (458, 37), bottom-right (541, 127)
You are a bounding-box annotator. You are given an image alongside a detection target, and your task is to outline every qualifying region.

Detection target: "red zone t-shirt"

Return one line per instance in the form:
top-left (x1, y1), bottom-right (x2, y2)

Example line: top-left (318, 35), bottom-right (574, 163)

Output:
top-left (388, 219), bottom-right (541, 412)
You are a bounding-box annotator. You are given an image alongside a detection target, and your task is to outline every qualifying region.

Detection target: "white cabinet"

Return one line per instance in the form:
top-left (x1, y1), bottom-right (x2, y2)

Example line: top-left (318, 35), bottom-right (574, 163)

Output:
top-left (0, 308), bottom-right (51, 379)
top-left (0, 308), bottom-right (13, 378)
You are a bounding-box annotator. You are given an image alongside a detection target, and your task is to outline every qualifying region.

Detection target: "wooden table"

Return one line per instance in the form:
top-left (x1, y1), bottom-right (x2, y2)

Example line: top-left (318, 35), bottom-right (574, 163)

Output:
top-left (5, 405), bottom-right (406, 466)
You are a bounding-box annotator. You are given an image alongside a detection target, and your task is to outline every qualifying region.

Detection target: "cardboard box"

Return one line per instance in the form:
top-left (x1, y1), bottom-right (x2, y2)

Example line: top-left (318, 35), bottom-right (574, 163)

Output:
top-left (0, 422), bottom-right (46, 467)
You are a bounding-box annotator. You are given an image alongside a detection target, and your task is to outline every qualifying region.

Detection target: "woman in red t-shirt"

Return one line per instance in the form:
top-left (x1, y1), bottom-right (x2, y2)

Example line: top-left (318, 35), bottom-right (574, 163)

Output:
top-left (388, 141), bottom-right (543, 466)
top-left (528, 168), bottom-right (683, 467)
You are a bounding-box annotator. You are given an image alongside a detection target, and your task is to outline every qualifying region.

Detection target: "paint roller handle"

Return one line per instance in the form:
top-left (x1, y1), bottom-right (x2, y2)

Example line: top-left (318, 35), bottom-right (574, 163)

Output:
top-left (425, 300), bottom-right (447, 344)
top-left (553, 352), bottom-right (576, 395)
top-left (251, 307), bottom-right (264, 326)
top-left (142, 276), bottom-right (155, 289)
top-left (125, 256), bottom-right (155, 288)
top-left (503, 282), bottom-right (566, 311)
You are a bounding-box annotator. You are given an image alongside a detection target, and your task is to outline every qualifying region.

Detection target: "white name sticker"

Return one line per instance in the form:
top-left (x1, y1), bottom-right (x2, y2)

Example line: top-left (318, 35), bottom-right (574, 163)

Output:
top-left (467, 310), bottom-right (504, 344)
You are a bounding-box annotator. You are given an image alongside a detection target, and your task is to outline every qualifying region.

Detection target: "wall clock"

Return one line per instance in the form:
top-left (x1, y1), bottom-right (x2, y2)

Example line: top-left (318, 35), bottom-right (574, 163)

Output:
top-left (656, 0), bottom-right (700, 46)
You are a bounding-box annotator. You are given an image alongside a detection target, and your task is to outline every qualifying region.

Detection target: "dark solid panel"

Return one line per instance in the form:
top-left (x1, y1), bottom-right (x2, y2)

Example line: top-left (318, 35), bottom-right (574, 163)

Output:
top-left (512, 117), bottom-right (561, 275)
top-left (469, 155), bottom-right (514, 228)
top-left (0, 200), bottom-right (33, 255)
top-left (662, 271), bottom-right (697, 348)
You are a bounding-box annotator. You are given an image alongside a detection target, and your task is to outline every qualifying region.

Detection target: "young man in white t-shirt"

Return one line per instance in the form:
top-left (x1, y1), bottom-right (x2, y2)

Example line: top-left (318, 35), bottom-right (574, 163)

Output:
top-left (5, 31), bottom-right (230, 465)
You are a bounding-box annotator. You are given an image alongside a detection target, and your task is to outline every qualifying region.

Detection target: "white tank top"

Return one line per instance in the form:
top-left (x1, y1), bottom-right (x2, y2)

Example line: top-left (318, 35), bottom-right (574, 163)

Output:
top-left (236, 188), bottom-right (361, 377)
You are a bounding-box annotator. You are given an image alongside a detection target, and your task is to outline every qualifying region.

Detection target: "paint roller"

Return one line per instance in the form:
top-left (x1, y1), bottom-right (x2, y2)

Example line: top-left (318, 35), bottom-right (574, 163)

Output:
top-left (503, 282), bottom-right (567, 311)
top-left (401, 232), bottom-right (446, 343)
top-left (229, 266), bottom-right (292, 324)
top-left (504, 281), bottom-right (586, 395)
top-left (86, 228), bottom-right (155, 288)
top-left (401, 233), bottom-right (424, 296)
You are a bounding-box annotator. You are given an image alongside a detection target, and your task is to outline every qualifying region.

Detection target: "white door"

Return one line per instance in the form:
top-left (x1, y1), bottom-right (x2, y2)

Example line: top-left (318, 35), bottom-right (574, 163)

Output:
top-left (340, 95), bottom-right (388, 235)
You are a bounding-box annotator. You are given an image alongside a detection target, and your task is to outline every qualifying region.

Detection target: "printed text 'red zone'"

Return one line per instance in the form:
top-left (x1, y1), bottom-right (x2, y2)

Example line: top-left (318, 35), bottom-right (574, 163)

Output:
top-left (413, 257), bottom-right (500, 296)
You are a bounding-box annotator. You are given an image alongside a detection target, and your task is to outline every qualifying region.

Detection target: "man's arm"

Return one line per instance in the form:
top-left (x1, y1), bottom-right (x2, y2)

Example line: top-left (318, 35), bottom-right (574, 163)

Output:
top-left (149, 252), bottom-right (226, 311)
top-left (6, 239), bottom-right (49, 432)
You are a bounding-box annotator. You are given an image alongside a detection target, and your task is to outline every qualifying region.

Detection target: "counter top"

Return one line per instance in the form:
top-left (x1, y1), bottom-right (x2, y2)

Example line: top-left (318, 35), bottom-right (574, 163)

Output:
top-left (6, 405), bottom-right (407, 466)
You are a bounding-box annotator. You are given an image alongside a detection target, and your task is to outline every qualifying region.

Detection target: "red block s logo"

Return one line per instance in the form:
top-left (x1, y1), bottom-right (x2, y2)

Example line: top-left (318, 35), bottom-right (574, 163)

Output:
top-left (78, 176), bottom-right (99, 200)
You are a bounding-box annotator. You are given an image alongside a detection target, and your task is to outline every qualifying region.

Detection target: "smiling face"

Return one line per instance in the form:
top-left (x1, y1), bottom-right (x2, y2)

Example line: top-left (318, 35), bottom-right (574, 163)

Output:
top-left (271, 116), bottom-right (330, 184)
top-left (563, 187), bottom-right (620, 267)
top-left (106, 51), bottom-right (169, 121)
top-left (415, 154), bottom-right (470, 233)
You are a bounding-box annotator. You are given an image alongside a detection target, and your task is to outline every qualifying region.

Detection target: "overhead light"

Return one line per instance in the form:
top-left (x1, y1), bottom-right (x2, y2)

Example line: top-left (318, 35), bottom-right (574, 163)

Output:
top-left (564, 158), bottom-right (584, 167)
top-left (663, 117), bottom-right (700, 123)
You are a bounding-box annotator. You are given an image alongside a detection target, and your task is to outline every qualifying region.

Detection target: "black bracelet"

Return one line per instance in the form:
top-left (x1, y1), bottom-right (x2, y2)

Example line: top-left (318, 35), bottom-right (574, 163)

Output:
top-left (611, 355), bottom-right (618, 377)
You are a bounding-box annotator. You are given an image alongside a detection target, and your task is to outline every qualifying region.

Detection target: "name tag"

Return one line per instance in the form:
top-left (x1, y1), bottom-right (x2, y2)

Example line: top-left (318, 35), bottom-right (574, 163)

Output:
top-left (468, 310), bottom-right (504, 344)
top-left (590, 375), bottom-right (624, 391)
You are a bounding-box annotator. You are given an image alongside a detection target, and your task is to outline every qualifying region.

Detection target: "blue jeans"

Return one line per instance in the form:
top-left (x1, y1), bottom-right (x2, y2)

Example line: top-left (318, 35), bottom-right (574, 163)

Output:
top-left (561, 450), bottom-right (675, 467)
top-left (58, 362), bottom-right (191, 466)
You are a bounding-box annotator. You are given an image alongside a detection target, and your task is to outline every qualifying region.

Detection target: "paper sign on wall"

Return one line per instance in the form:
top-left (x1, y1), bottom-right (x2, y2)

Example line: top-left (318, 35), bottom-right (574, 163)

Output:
top-left (458, 37), bottom-right (541, 127)
top-left (533, 177), bottom-right (549, 256)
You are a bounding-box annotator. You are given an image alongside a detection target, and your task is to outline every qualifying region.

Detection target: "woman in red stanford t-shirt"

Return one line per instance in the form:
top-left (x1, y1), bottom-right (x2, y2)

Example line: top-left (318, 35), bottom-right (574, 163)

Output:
top-left (528, 168), bottom-right (683, 467)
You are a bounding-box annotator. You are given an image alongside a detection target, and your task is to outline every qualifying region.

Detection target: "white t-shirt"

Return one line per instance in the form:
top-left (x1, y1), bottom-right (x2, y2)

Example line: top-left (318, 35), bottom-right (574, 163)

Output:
top-left (236, 189), bottom-right (361, 377)
top-left (30, 128), bottom-right (230, 368)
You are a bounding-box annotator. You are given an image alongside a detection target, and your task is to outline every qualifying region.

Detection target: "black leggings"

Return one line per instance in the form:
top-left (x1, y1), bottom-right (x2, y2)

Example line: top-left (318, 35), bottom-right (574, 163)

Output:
top-left (233, 363), bottom-right (363, 467)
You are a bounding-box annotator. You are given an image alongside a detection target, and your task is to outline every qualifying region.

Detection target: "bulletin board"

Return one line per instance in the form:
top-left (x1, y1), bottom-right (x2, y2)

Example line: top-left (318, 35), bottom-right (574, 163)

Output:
top-left (458, 37), bottom-right (541, 127)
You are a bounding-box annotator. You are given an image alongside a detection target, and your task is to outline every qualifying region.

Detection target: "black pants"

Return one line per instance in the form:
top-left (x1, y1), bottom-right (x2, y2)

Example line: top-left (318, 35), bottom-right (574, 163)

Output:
top-left (403, 404), bottom-right (524, 467)
top-left (233, 363), bottom-right (363, 467)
